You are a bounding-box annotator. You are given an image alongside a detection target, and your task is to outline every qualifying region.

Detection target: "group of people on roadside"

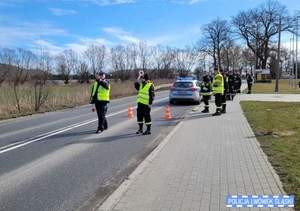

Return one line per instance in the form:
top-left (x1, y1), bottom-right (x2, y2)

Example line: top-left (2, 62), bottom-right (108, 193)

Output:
top-left (90, 71), bottom-right (154, 135)
top-left (89, 68), bottom-right (253, 134)
top-left (200, 68), bottom-right (253, 116)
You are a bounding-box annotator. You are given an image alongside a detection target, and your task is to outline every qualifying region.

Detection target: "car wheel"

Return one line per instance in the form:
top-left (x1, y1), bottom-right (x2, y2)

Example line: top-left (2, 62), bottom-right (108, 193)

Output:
top-left (169, 100), bottom-right (174, 104)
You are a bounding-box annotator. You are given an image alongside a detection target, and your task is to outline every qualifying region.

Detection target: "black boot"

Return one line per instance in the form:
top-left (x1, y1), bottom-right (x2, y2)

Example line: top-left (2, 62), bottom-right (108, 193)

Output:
top-left (201, 107), bottom-right (209, 113)
top-left (221, 104), bottom-right (226, 113)
top-left (143, 125), bottom-right (151, 135)
top-left (212, 109), bottom-right (221, 116)
top-left (136, 124), bottom-right (143, 134)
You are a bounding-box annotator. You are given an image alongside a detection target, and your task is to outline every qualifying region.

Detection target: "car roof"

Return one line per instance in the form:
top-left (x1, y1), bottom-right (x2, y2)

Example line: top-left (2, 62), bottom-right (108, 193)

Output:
top-left (175, 77), bottom-right (198, 82)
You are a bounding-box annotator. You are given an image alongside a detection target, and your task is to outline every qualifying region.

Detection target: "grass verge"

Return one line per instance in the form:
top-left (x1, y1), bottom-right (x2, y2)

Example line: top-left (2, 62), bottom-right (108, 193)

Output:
top-left (241, 79), bottom-right (300, 210)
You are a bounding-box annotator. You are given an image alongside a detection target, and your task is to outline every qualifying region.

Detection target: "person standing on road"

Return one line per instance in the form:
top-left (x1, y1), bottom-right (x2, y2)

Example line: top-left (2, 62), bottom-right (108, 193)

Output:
top-left (134, 73), bottom-right (155, 135)
top-left (212, 67), bottom-right (224, 116)
top-left (200, 70), bottom-right (212, 113)
top-left (246, 71), bottom-right (253, 94)
top-left (90, 70), bottom-right (111, 134)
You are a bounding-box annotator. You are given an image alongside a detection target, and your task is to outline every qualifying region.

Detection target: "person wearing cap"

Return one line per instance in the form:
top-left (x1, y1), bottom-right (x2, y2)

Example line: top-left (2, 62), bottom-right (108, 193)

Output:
top-left (200, 70), bottom-right (212, 113)
top-left (134, 73), bottom-right (155, 135)
top-left (90, 70), bottom-right (111, 133)
top-left (212, 67), bottom-right (224, 116)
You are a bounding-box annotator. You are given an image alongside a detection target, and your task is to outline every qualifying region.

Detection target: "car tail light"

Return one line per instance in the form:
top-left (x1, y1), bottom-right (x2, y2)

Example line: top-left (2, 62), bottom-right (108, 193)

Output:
top-left (190, 87), bottom-right (198, 91)
top-left (170, 87), bottom-right (176, 91)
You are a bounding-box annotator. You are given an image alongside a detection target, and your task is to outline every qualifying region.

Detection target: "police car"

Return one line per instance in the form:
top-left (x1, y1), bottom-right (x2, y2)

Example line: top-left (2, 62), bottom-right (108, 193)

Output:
top-left (169, 77), bottom-right (201, 104)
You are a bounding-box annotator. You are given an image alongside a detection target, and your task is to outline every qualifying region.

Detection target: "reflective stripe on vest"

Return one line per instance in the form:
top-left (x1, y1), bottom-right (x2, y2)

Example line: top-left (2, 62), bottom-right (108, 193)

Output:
top-left (136, 83), bottom-right (152, 105)
top-left (212, 73), bottom-right (224, 94)
top-left (92, 81), bottom-right (110, 101)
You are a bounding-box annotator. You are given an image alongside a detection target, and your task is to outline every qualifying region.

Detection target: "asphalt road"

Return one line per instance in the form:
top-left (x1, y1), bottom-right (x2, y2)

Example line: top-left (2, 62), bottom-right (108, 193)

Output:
top-left (0, 90), bottom-right (197, 211)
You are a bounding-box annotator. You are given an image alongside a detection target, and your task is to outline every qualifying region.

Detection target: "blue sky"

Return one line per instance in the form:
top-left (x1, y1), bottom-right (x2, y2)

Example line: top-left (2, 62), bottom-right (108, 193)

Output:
top-left (0, 0), bottom-right (299, 55)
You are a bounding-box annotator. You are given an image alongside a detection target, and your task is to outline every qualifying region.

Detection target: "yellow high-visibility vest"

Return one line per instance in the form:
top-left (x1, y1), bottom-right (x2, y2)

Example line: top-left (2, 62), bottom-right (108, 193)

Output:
top-left (212, 73), bottom-right (224, 94)
top-left (92, 81), bottom-right (110, 101)
top-left (136, 83), bottom-right (153, 105)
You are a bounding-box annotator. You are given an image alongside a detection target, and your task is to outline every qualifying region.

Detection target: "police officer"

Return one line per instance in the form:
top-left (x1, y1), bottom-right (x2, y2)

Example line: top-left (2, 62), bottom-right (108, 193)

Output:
top-left (134, 73), bottom-right (155, 135)
top-left (90, 70), bottom-right (111, 134)
top-left (212, 67), bottom-right (224, 116)
top-left (200, 70), bottom-right (212, 113)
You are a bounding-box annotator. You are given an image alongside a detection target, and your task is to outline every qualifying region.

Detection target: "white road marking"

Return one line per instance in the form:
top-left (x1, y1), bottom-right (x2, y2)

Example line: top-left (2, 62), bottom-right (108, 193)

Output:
top-left (0, 97), bottom-right (169, 154)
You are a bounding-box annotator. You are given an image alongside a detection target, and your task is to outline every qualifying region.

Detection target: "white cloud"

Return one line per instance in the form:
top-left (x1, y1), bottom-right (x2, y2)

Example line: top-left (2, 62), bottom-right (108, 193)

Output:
top-left (49, 8), bottom-right (77, 16)
top-left (79, 37), bottom-right (115, 46)
top-left (32, 39), bottom-right (64, 55)
top-left (65, 0), bottom-right (136, 6)
top-left (170, 0), bottom-right (207, 4)
top-left (102, 27), bottom-right (140, 44)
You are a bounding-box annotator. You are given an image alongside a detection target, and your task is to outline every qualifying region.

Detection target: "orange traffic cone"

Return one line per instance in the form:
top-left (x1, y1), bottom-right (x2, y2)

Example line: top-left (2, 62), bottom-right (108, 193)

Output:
top-left (164, 105), bottom-right (172, 119)
top-left (128, 104), bottom-right (134, 117)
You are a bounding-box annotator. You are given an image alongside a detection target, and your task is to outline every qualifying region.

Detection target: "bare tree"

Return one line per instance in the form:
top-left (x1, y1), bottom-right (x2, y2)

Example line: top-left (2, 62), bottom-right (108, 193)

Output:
top-left (8, 48), bottom-right (35, 113)
top-left (137, 41), bottom-right (154, 72)
top-left (31, 48), bottom-right (53, 111)
top-left (56, 49), bottom-right (77, 84)
top-left (110, 44), bottom-right (137, 81)
top-left (172, 46), bottom-right (201, 77)
top-left (56, 52), bottom-right (67, 83)
top-left (75, 54), bottom-right (89, 83)
top-left (0, 48), bottom-right (15, 86)
top-left (231, 0), bottom-right (294, 70)
top-left (228, 45), bottom-right (244, 71)
top-left (85, 45), bottom-right (107, 78)
top-left (152, 45), bottom-right (175, 78)
top-left (196, 18), bottom-right (232, 68)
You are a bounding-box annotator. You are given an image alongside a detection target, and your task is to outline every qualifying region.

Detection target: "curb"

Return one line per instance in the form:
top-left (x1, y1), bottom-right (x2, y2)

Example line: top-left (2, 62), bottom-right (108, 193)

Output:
top-left (97, 120), bottom-right (185, 211)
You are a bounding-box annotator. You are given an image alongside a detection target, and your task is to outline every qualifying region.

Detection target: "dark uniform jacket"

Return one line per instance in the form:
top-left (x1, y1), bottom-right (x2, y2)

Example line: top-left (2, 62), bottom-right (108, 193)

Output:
top-left (201, 75), bottom-right (212, 96)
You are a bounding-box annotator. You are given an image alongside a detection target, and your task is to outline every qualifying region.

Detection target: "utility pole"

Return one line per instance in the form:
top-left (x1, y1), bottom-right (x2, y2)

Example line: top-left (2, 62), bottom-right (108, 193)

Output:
top-left (275, 16), bottom-right (281, 92)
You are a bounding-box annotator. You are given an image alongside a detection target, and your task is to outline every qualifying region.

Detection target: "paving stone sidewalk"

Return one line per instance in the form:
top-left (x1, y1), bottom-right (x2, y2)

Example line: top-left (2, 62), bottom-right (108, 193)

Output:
top-left (99, 85), bottom-right (299, 211)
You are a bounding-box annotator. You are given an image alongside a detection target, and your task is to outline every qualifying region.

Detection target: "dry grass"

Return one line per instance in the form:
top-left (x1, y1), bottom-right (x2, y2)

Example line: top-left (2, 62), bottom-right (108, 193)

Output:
top-left (0, 79), bottom-right (173, 120)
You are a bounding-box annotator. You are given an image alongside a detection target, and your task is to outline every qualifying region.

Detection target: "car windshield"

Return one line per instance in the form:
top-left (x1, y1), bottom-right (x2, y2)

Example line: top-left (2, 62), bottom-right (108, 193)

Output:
top-left (173, 82), bottom-right (193, 88)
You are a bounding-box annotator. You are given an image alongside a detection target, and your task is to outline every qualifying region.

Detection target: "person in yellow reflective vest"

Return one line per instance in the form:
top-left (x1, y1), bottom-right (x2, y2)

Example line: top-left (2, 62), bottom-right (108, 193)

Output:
top-left (90, 70), bottom-right (111, 133)
top-left (134, 73), bottom-right (155, 135)
top-left (212, 67), bottom-right (224, 116)
top-left (200, 70), bottom-right (212, 113)
top-left (220, 68), bottom-right (228, 113)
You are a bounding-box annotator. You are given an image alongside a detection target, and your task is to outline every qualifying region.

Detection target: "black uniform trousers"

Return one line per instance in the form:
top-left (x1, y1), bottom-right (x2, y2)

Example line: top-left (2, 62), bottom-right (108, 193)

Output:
top-left (247, 82), bottom-right (252, 93)
top-left (221, 91), bottom-right (227, 111)
top-left (214, 93), bottom-right (222, 111)
top-left (202, 95), bottom-right (210, 108)
top-left (95, 102), bottom-right (108, 131)
top-left (137, 103), bottom-right (151, 125)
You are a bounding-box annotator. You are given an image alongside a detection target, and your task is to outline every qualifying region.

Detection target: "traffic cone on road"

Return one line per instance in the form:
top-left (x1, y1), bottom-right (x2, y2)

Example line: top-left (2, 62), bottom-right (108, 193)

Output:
top-left (164, 105), bottom-right (172, 119)
top-left (128, 104), bottom-right (134, 117)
